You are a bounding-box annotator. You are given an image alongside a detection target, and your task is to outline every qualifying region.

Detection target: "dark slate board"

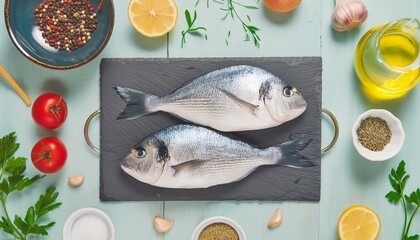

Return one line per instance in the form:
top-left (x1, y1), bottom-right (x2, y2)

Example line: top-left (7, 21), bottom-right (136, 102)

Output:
top-left (99, 58), bottom-right (322, 201)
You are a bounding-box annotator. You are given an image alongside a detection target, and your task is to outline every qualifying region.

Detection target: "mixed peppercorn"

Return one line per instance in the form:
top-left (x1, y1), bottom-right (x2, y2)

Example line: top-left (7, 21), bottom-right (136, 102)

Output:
top-left (34, 0), bottom-right (98, 53)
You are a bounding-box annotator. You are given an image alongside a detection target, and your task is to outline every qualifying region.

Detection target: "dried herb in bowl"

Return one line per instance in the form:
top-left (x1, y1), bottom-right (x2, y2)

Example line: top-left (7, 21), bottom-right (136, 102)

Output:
top-left (357, 117), bottom-right (391, 151)
top-left (198, 223), bottom-right (239, 240)
top-left (34, 0), bottom-right (98, 53)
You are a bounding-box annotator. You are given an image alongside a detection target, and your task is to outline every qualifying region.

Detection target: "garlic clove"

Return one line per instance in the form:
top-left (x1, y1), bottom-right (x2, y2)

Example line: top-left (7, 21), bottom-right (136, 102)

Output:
top-left (154, 216), bottom-right (174, 233)
top-left (68, 176), bottom-right (84, 187)
top-left (331, 0), bottom-right (368, 32)
top-left (268, 208), bottom-right (283, 229)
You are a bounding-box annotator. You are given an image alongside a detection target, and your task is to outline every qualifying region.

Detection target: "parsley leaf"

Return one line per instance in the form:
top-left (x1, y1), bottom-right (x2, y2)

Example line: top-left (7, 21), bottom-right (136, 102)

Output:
top-left (386, 160), bottom-right (420, 240)
top-left (0, 133), bottom-right (61, 240)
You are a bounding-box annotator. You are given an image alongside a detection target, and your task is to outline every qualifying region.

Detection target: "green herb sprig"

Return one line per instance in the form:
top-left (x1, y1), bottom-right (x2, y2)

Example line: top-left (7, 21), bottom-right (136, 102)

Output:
top-left (0, 132), bottom-right (61, 240)
top-left (181, 10), bottom-right (207, 48)
top-left (386, 160), bottom-right (420, 240)
top-left (186, 0), bottom-right (260, 47)
top-left (220, 0), bottom-right (261, 47)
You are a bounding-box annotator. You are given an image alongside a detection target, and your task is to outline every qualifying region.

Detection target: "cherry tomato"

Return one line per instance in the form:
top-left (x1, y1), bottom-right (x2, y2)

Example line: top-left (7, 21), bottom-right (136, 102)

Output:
top-left (32, 93), bottom-right (68, 129)
top-left (31, 137), bottom-right (67, 174)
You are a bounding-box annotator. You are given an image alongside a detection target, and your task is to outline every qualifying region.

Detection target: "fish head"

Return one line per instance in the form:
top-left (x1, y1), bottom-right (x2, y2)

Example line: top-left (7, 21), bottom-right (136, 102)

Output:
top-left (262, 79), bottom-right (307, 124)
top-left (121, 137), bottom-right (168, 184)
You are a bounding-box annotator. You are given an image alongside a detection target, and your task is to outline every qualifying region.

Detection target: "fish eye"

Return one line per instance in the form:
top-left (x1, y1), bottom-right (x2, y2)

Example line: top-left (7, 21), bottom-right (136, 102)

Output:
top-left (283, 87), bottom-right (294, 97)
top-left (134, 148), bottom-right (146, 158)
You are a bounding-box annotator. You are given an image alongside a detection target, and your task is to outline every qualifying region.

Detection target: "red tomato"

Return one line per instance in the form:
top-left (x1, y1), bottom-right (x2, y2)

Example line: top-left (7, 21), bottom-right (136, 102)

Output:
top-left (31, 137), bottom-right (67, 174)
top-left (32, 93), bottom-right (68, 129)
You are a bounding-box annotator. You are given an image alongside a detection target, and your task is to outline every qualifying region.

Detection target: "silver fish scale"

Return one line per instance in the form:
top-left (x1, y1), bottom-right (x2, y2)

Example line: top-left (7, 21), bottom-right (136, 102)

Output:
top-left (122, 124), bottom-right (313, 188)
top-left (156, 125), bottom-right (274, 168)
top-left (155, 66), bottom-right (278, 123)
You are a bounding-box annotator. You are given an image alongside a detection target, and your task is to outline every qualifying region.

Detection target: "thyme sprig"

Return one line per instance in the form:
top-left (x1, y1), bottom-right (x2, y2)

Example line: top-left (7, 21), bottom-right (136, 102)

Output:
top-left (181, 10), bottom-right (207, 48)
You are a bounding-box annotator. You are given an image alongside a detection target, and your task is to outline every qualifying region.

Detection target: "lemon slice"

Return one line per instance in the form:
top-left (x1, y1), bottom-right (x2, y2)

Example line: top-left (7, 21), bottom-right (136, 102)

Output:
top-left (338, 205), bottom-right (381, 240)
top-left (128, 0), bottom-right (178, 37)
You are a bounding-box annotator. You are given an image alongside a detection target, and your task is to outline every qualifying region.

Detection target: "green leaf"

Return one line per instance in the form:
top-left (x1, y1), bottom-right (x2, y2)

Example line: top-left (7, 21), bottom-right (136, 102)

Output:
top-left (185, 10), bottom-right (192, 27)
top-left (407, 191), bottom-right (420, 205)
top-left (391, 168), bottom-right (398, 180)
top-left (189, 27), bottom-right (207, 32)
top-left (408, 235), bottom-right (419, 240)
top-left (247, 25), bottom-right (260, 31)
top-left (24, 207), bottom-right (35, 227)
top-left (15, 175), bottom-right (45, 191)
top-left (396, 160), bottom-right (406, 179)
top-left (386, 191), bottom-right (401, 203)
top-left (242, 5), bottom-right (258, 9)
top-left (7, 174), bottom-right (24, 187)
top-left (0, 217), bottom-right (14, 234)
top-left (416, 188), bottom-right (420, 201)
top-left (35, 186), bottom-right (61, 218)
top-left (389, 174), bottom-right (400, 193)
top-left (193, 10), bottom-right (198, 24)
top-left (0, 132), bottom-right (19, 167)
top-left (29, 222), bottom-right (55, 236)
top-left (401, 175), bottom-right (410, 192)
top-left (4, 157), bottom-right (26, 175)
top-left (0, 179), bottom-right (10, 194)
top-left (405, 194), bottom-right (411, 203)
top-left (14, 215), bottom-right (29, 234)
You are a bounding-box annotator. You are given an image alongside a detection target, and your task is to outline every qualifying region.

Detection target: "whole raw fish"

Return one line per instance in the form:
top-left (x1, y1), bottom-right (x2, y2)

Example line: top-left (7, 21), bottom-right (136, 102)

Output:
top-left (115, 65), bottom-right (307, 132)
top-left (121, 125), bottom-right (313, 189)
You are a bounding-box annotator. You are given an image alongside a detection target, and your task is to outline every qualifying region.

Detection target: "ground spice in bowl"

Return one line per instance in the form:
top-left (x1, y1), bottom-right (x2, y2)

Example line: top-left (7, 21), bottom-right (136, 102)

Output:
top-left (198, 222), bottom-right (239, 240)
top-left (34, 0), bottom-right (98, 53)
top-left (357, 117), bottom-right (392, 151)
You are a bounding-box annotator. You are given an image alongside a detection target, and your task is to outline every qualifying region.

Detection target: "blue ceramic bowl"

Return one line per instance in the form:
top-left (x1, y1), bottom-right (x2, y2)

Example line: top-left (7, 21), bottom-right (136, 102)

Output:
top-left (4, 0), bottom-right (114, 70)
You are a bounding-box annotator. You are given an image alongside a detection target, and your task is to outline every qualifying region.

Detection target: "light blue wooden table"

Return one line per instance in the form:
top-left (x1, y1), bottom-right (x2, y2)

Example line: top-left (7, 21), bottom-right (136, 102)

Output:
top-left (1, 0), bottom-right (419, 239)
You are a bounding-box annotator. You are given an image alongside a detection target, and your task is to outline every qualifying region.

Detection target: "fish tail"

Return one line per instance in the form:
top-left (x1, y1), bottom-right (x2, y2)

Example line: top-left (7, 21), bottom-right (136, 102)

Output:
top-left (274, 137), bottom-right (314, 168)
top-left (114, 86), bottom-right (157, 120)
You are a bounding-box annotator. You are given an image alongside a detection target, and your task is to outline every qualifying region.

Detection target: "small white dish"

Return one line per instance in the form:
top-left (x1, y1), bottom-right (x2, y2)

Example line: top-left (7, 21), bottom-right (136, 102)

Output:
top-left (63, 207), bottom-right (115, 240)
top-left (352, 109), bottom-right (405, 161)
top-left (191, 216), bottom-right (246, 240)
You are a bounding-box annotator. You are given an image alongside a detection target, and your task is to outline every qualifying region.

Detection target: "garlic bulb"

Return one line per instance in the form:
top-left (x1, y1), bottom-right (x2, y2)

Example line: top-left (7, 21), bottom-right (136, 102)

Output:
top-left (331, 0), bottom-right (368, 32)
top-left (263, 0), bottom-right (302, 13)
top-left (153, 216), bottom-right (174, 233)
top-left (267, 208), bottom-right (283, 228)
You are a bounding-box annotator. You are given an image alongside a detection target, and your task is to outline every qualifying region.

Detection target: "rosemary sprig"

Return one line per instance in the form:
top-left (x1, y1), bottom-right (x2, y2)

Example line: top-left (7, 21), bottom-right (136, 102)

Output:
top-left (181, 10), bottom-right (207, 48)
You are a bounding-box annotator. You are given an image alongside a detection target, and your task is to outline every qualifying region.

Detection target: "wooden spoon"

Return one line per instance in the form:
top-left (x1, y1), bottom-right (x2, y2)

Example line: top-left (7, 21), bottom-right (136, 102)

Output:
top-left (0, 64), bottom-right (31, 106)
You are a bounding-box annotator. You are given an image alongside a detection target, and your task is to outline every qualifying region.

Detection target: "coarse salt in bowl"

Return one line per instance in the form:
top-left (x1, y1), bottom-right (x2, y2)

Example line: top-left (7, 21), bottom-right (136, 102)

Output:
top-left (63, 207), bottom-right (115, 240)
top-left (191, 216), bottom-right (246, 240)
top-left (352, 109), bottom-right (405, 161)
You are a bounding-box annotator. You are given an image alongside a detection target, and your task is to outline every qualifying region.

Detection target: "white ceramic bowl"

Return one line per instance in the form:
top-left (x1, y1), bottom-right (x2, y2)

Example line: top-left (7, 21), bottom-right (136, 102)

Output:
top-left (352, 109), bottom-right (405, 161)
top-left (63, 207), bottom-right (115, 240)
top-left (191, 216), bottom-right (246, 240)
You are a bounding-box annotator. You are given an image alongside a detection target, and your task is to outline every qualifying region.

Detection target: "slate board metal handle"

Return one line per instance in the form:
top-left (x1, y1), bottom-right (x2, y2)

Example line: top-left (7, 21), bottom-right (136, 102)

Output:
top-left (321, 108), bottom-right (339, 155)
top-left (84, 108), bottom-right (339, 155)
top-left (84, 109), bottom-right (101, 154)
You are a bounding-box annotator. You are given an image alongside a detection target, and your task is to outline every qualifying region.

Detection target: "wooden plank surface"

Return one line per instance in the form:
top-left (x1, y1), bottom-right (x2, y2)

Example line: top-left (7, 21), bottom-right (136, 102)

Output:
top-left (0, 0), bottom-right (419, 239)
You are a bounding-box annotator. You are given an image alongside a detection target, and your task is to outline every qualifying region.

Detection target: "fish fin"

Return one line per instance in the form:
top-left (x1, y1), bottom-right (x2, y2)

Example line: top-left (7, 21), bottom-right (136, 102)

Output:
top-left (275, 137), bottom-right (314, 168)
top-left (114, 86), bottom-right (157, 120)
top-left (171, 160), bottom-right (205, 176)
top-left (217, 88), bottom-right (258, 116)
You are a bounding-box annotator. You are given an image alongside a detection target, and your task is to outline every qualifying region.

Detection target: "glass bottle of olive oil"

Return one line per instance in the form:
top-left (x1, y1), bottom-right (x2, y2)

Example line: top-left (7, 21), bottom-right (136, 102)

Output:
top-left (355, 18), bottom-right (420, 100)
